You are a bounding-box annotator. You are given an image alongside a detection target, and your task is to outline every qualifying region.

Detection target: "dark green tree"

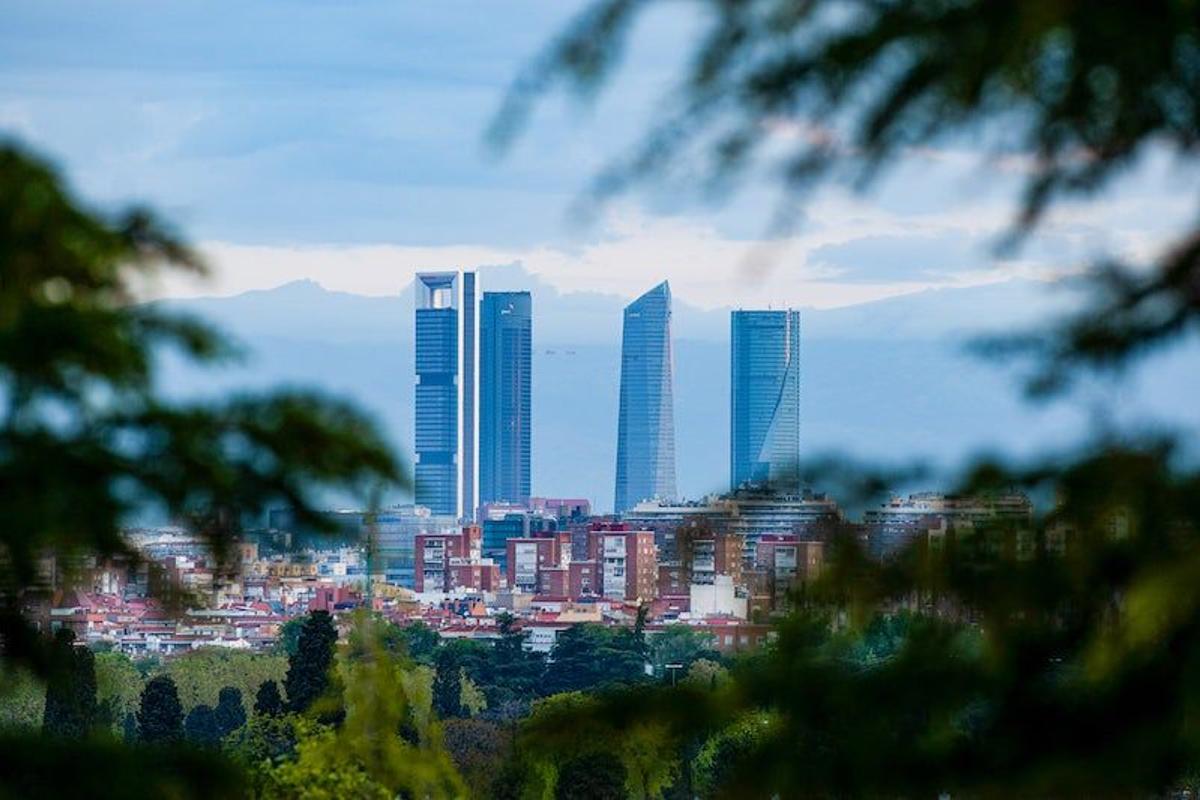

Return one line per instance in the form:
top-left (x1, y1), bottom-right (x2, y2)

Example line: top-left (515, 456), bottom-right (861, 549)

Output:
top-left (42, 629), bottom-right (98, 737)
top-left (433, 641), bottom-right (469, 719)
top-left (283, 611), bottom-right (338, 714)
top-left (554, 751), bottom-right (627, 800)
top-left (137, 676), bottom-right (183, 744)
top-left (400, 621), bottom-right (441, 666)
top-left (253, 679), bottom-right (284, 717)
top-left (482, 613), bottom-right (545, 709)
top-left (183, 704), bottom-right (221, 747)
top-left (542, 624), bottom-right (645, 696)
top-left (213, 686), bottom-right (246, 737)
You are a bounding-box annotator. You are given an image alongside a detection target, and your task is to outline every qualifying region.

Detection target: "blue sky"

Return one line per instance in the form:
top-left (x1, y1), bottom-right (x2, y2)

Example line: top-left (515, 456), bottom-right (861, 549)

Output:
top-left (2, 1), bottom-right (1195, 309)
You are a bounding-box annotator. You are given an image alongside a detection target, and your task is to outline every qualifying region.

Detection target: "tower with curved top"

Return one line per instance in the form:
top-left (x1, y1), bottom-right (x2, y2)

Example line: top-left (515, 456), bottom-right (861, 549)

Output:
top-left (731, 309), bottom-right (801, 493)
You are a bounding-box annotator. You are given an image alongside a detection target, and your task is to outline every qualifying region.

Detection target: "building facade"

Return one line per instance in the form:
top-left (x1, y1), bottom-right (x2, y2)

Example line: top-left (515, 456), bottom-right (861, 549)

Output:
top-left (614, 281), bottom-right (677, 513)
top-left (461, 272), bottom-right (477, 520)
top-left (730, 309), bottom-right (801, 492)
top-left (415, 272), bottom-right (461, 516)
top-left (479, 291), bottom-right (532, 507)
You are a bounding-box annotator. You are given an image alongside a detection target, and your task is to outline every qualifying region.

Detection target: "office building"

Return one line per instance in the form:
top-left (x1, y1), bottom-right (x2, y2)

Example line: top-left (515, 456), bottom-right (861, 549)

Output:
top-left (614, 281), bottom-right (677, 513)
top-left (479, 291), bottom-right (532, 506)
top-left (462, 273), bottom-right (477, 520)
top-left (731, 309), bottom-right (802, 492)
top-left (414, 271), bottom-right (476, 518)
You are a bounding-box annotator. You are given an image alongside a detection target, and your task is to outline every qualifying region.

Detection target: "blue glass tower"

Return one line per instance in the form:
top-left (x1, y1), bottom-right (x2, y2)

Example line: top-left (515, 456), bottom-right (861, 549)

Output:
top-left (414, 273), bottom-right (460, 516)
top-left (730, 309), bottom-right (801, 492)
top-left (614, 281), bottom-right (677, 513)
top-left (479, 291), bottom-right (532, 506)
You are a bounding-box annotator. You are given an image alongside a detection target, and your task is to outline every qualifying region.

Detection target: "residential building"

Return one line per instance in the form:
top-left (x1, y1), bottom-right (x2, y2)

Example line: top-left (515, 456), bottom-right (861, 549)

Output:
top-left (614, 281), bottom-right (677, 513)
top-left (587, 526), bottom-right (658, 602)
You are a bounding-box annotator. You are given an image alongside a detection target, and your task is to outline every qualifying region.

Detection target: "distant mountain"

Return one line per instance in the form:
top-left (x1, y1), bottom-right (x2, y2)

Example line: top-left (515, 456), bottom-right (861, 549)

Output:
top-left (152, 268), bottom-right (1200, 512)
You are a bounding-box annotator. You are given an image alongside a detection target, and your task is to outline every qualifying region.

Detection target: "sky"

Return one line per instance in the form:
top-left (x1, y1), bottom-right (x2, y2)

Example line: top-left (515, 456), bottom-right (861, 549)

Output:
top-left (2, 0), bottom-right (1196, 310)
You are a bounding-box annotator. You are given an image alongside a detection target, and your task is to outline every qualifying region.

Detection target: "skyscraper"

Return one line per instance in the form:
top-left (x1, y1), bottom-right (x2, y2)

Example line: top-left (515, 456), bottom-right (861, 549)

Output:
top-left (415, 272), bottom-right (461, 516)
top-left (461, 272), bottom-right (476, 519)
top-left (479, 291), bottom-right (532, 506)
top-left (614, 281), bottom-right (677, 513)
top-left (730, 309), bottom-right (801, 492)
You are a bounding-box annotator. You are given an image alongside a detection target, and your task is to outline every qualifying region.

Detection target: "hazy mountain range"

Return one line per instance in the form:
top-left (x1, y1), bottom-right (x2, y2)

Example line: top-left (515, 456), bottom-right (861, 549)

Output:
top-left (152, 266), bottom-right (1200, 512)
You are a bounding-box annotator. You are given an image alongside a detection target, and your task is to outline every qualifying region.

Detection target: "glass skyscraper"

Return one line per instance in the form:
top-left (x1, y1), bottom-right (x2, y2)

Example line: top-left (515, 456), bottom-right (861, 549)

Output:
top-left (730, 309), bottom-right (801, 492)
top-left (479, 291), bottom-right (532, 506)
top-left (414, 272), bottom-right (461, 516)
top-left (614, 281), bottom-right (677, 513)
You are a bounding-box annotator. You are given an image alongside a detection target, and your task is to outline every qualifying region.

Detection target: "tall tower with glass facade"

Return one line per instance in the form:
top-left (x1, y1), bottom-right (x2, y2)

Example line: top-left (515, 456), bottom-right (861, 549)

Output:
top-left (479, 291), bottom-right (532, 506)
top-left (730, 309), bottom-right (801, 493)
top-left (614, 281), bottom-right (677, 513)
top-left (415, 272), bottom-right (476, 517)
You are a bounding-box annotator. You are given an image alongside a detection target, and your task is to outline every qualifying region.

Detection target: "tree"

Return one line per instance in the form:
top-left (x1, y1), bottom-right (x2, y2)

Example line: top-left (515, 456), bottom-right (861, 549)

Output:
top-left (432, 643), bottom-right (468, 719)
top-left (442, 718), bottom-right (513, 799)
top-left (542, 624), bottom-right (644, 696)
top-left (137, 676), bottom-right (183, 744)
top-left (400, 622), bottom-right (441, 666)
top-left (481, 613), bottom-right (545, 709)
top-left (42, 629), bottom-right (98, 737)
top-left (648, 625), bottom-right (720, 679)
top-left (94, 652), bottom-right (143, 735)
top-left (164, 647), bottom-right (287, 717)
top-left (284, 611), bottom-right (338, 714)
top-left (183, 704), bottom-right (221, 746)
top-left (0, 140), bottom-right (401, 672)
top-left (254, 680), bottom-right (284, 717)
top-left (213, 686), bottom-right (246, 738)
top-left (555, 751), bottom-right (627, 800)
top-left (263, 615), bottom-right (466, 799)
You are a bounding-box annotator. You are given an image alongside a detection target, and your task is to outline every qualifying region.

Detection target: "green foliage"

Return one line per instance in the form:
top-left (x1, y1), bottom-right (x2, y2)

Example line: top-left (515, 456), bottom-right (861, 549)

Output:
top-left (399, 621), bottom-right (442, 666)
top-left (0, 733), bottom-right (243, 799)
top-left (0, 142), bottom-right (403, 671)
top-left (682, 659), bottom-right (729, 691)
top-left (442, 717), bottom-right (513, 799)
top-left (137, 675), bottom-right (184, 744)
top-left (254, 679), bottom-right (284, 717)
top-left (42, 629), bottom-right (98, 737)
top-left (260, 615), bottom-right (465, 799)
top-left (214, 686), bottom-right (247, 737)
top-left (649, 624), bottom-right (720, 679)
top-left (542, 623), bottom-right (646, 695)
top-left (483, 613), bottom-right (546, 710)
top-left (555, 751), bottom-right (628, 800)
top-left (275, 618), bottom-right (304, 658)
top-left (95, 651), bottom-right (143, 733)
top-left (691, 712), bottom-right (775, 799)
top-left (283, 611), bottom-right (338, 714)
top-left (162, 647), bottom-right (286, 718)
top-left (433, 639), bottom-right (484, 719)
top-left (184, 704), bottom-right (222, 746)
top-left (0, 666), bottom-right (44, 731)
